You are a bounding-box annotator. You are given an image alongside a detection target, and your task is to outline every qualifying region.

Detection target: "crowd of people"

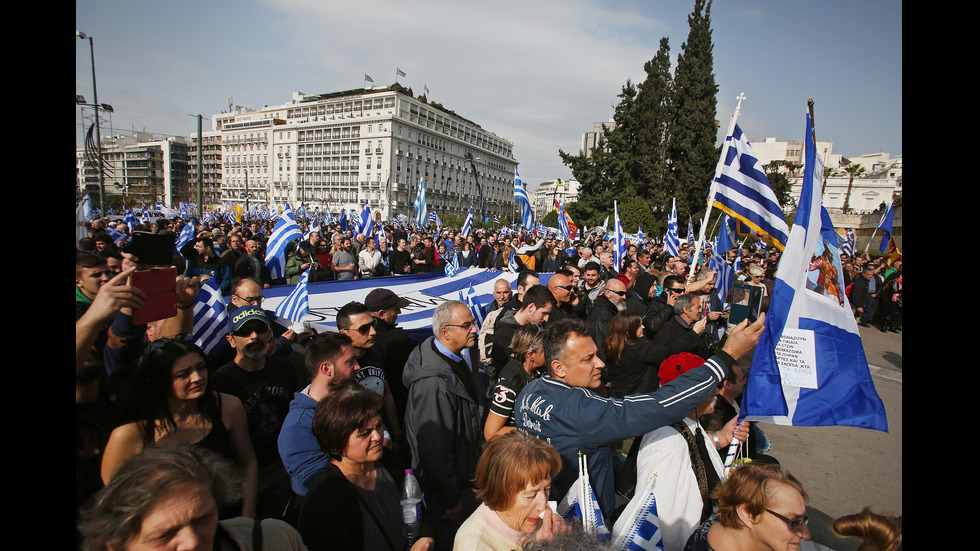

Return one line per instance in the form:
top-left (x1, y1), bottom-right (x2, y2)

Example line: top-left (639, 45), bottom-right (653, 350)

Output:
top-left (76, 212), bottom-right (902, 551)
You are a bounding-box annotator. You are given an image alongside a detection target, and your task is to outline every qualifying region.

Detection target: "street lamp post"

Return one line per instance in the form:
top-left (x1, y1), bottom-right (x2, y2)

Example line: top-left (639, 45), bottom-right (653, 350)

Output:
top-left (77, 31), bottom-right (106, 213)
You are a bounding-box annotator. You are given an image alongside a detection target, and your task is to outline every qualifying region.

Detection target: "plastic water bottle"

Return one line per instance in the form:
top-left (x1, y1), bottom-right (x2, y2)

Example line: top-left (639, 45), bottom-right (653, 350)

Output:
top-left (401, 469), bottom-right (423, 550)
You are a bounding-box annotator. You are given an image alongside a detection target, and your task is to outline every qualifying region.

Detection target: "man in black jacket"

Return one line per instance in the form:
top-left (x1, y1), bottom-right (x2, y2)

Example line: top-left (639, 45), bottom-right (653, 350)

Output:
top-left (586, 278), bottom-right (627, 358)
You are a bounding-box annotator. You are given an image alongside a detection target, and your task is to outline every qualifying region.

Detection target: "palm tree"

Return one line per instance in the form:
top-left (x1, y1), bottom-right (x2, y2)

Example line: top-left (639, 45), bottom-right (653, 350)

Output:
top-left (841, 160), bottom-right (865, 213)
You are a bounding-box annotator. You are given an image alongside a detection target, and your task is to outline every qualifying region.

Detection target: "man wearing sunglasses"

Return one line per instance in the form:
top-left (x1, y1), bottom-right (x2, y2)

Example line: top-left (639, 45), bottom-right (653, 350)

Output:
top-left (211, 305), bottom-right (300, 520)
top-left (585, 277), bottom-right (628, 357)
top-left (546, 272), bottom-right (577, 323)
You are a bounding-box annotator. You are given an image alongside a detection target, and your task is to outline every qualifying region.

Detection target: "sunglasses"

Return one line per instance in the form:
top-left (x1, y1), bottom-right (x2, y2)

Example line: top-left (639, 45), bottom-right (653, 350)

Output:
top-left (606, 289), bottom-right (627, 297)
top-left (233, 322), bottom-right (271, 337)
top-left (667, 287), bottom-right (685, 294)
top-left (766, 509), bottom-right (809, 533)
top-left (555, 285), bottom-right (575, 291)
top-left (346, 318), bottom-right (376, 335)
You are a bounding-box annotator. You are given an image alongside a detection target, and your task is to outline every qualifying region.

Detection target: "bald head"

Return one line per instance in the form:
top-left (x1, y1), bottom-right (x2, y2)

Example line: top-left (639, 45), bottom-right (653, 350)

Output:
top-left (548, 274), bottom-right (573, 305)
top-left (604, 278), bottom-right (627, 304)
top-left (493, 278), bottom-right (513, 307)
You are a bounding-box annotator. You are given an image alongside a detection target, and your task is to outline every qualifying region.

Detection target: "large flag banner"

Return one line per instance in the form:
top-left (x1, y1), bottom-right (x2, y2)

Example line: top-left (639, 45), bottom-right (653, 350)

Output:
top-left (460, 283), bottom-right (484, 330)
top-left (275, 270), bottom-right (310, 323)
top-left (743, 110), bottom-right (887, 432)
top-left (265, 204), bottom-right (303, 280)
top-left (712, 124), bottom-right (790, 250)
top-left (515, 170), bottom-right (534, 230)
top-left (558, 453), bottom-right (610, 542)
top-left (357, 201), bottom-right (373, 237)
top-left (664, 199), bottom-right (680, 257)
top-left (261, 268), bottom-right (547, 342)
top-left (611, 473), bottom-right (665, 551)
top-left (192, 276), bottom-right (229, 356)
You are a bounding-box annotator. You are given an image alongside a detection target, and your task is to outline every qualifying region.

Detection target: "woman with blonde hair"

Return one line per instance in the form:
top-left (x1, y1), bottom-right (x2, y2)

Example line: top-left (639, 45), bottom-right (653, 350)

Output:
top-left (831, 507), bottom-right (902, 551)
top-left (455, 431), bottom-right (568, 550)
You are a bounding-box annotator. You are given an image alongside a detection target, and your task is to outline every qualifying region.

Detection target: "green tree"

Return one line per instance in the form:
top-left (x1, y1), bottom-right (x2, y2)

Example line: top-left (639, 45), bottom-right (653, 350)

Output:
top-left (666, 0), bottom-right (718, 225)
top-left (541, 210), bottom-right (559, 228)
top-left (634, 37), bottom-right (673, 204)
top-left (762, 160), bottom-right (798, 210)
top-left (841, 160), bottom-right (865, 213)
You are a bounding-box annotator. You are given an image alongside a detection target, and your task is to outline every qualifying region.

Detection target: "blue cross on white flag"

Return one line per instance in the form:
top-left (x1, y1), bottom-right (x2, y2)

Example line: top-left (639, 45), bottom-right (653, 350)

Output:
top-left (611, 474), bottom-right (664, 551)
top-left (507, 251), bottom-right (519, 272)
top-left (636, 225), bottom-right (645, 242)
top-left (358, 201), bottom-right (373, 237)
top-left (664, 199), bottom-right (679, 257)
top-left (460, 283), bottom-right (484, 329)
top-left (105, 225), bottom-right (129, 246)
top-left (461, 207), bottom-right (474, 238)
top-left (275, 270), bottom-right (310, 323)
top-left (444, 252), bottom-right (459, 278)
top-left (265, 204), bottom-right (303, 280)
top-left (743, 109), bottom-right (887, 432)
top-left (192, 276), bottom-right (229, 356)
top-left (558, 453), bottom-right (610, 542)
top-left (842, 228), bottom-right (855, 258)
top-left (123, 209), bottom-right (137, 234)
top-left (514, 170), bottom-right (534, 230)
top-left (414, 177), bottom-right (427, 227)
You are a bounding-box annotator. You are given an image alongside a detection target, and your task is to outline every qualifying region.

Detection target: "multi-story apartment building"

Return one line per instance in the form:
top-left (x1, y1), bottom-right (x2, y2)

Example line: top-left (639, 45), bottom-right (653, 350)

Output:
top-left (531, 179), bottom-right (580, 219)
top-left (187, 130), bottom-right (224, 209)
top-left (75, 131), bottom-right (189, 207)
top-left (211, 86), bottom-right (518, 221)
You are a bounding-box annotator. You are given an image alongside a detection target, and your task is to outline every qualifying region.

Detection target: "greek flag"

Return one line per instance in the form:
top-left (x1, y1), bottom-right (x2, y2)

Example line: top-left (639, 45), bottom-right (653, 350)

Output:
top-left (424, 84), bottom-right (429, 96)
top-left (192, 276), bottom-right (229, 356)
top-left (461, 208), bottom-right (474, 238)
top-left (514, 170), bottom-right (534, 230)
top-left (428, 210), bottom-right (442, 228)
top-left (712, 124), bottom-right (790, 250)
top-left (611, 475), bottom-right (664, 551)
top-left (265, 204), bottom-right (303, 280)
top-left (396, 68), bottom-right (406, 77)
top-left (105, 225), bottom-right (129, 246)
top-left (493, 214), bottom-right (500, 225)
top-left (460, 283), bottom-right (484, 329)
top-left (339, 208), bottom-right (348, 231)
top-left (664, 199), bottom-right (680, 257)
top-left (176, 220), bottom-right (195, 257)
top-left (364, 74), bottom-right (374, 83)
top-left (124, 209), bottom-right (137, 234)
top-left (842, 228), bottom-right (855, 257)
top-left (414, 178), bottom-right (427, 227)
top-left (743, 109), bottom-right (887, 432)
top-left (357, 201), bottom-right (373, 237)
top-left (874, 202), bottom-right (895, 254)
top-left (275, 270), bottom-right (310, 323)
top-left (508, 251), bottom-right (519, 272)
top-left (687, 216), bottom-right (695, 248)
top-left (613, 201), bottom-right (626, 271)
top-left (558, 453), bottom-right (610, 542)
top-left (558, 199), bottom-right (570, 240)
top-left (445, 252), bottom-right (459, 278)
top-left (636, 225), bottom-right (645, 242)
top-left (76, 193), bottom-right (93, 245)
top-left (710, 215), bottom-right (736, 308)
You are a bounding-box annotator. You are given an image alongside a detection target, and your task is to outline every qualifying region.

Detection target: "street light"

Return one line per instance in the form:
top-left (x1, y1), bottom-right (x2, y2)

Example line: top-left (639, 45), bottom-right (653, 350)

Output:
top-left (77, 31), bottom-right (106, 213)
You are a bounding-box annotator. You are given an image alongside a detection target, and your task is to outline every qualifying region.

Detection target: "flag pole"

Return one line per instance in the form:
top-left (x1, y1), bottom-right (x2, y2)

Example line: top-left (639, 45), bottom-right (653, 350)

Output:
top-left (689, 92), bottom-right (747, 282)
top-left (863, 200), bottom-right (892, 254)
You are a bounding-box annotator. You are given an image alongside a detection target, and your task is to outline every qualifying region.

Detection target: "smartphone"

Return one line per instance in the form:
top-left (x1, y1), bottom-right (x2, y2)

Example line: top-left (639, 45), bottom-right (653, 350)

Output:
top-left (728, 282), bottom-right (763, 328)
top-left (131, 267), bottom-right (177, 325)
top-left (128, 231), bottom-right (176, 267)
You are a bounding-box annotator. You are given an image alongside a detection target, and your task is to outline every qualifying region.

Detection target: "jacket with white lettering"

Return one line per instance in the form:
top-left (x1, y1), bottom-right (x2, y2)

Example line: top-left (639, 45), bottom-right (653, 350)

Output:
top-left (514, 352), bottom-right (733, 520)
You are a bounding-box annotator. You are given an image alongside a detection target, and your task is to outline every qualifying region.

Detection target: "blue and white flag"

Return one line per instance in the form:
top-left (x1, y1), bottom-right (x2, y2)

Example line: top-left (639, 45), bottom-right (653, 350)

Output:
top-left (176, 220), bottom-right (196, 257)
top-left (611, 474), bottom-right (664, 551)
top-left (364, 73), bottom-right (374, 83)
top-left (558, 199), bottom-right (570, 240)
top-left (710, 215), bottom-right (735, 309)
top-left (444, 252), bottom-right (459, 278)
top-left (265, 204), bottom-right (303, 280)
top-left (76, 193), bottom-right (94, 245)
top-left (558, 453), bottom-right (610, 542)
top-left (493, 214), bottom-right (500, 225)
top-left (514, 170), bottom-right (534, 230)
top-left (461, 208), bottom-right (474, 238)
top-left (357, 201), bottom-right (373, 237)
top-left (396, 68), bottom-right (406, 77)
top-left (842, 228), bottom-right (855, 258)
top-left (123, 209), bottom-right (137, 234)
top-left (874, 202), bottom-right (894, 254)
top-left (461, 283), bottom-right (485, 329)
top-left (275, 270), bottom-right (310, 323)
top-left (664, 199), bottom-right (680, 257)
top-left (712, 124), bottom-right (790, 250)
top-left (414, 178), bottom-right (427, 227)
top-left (613, 201), bottom-right (626, 272)
top-left (743, 110), bottom-right (888, 432)
top-left (636, 225), bottom-right (645, 242)
top-left (339, 208), bottom-right (348, 231)
top-left (105, 225), bottom-right (129, 246)
top-left (192, 276), bottom-right (229, 357)
top-left (508, 251), bottom-right (519, 272)
top-left (687, 216), bottom-right (695, 248)
top-left (430, 210), bottom-right (443, 228)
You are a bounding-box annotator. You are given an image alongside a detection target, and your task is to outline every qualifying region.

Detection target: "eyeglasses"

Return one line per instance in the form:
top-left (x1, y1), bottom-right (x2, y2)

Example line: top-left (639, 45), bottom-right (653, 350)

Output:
top-left (233, 294), bottom-right (263, 305)
top-left (555, 285), bottom-right (575, 292)
top-left (346, 319), bottom-right (376, 335)
top-left (233, 322), bottom-right (271, 337)
top-left (606, 289), bottom-right (627, 297)
top-left (444, 321), bottom-right (476, 331)
top-left (766, 509), bottom-right (809, 533)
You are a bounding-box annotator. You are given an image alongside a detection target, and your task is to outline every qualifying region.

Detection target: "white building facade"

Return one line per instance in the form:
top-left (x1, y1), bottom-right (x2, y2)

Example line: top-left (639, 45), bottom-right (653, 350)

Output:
top-left (210, 87), bottom-right (518, 221)
top-left (531, 179), bottom-right (580, 219)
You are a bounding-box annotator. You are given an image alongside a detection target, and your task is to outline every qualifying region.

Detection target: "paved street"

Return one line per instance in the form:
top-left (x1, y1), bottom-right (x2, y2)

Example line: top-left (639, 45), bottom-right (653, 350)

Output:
top-left (756, 323), bottom-right (901, 551)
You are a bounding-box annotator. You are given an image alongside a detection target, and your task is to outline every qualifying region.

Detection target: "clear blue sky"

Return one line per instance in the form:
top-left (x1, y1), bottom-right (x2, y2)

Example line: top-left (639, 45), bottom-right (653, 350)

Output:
top-left (76, 0), bottom-right (902, 190)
